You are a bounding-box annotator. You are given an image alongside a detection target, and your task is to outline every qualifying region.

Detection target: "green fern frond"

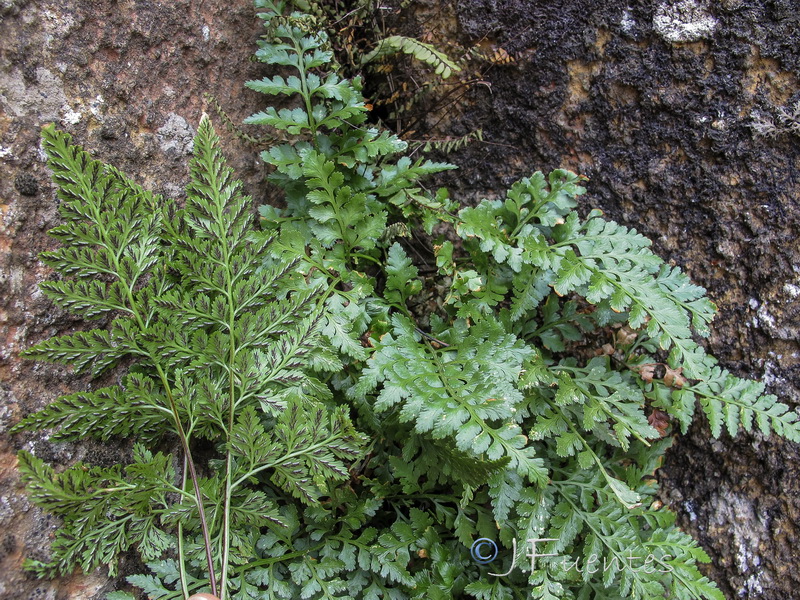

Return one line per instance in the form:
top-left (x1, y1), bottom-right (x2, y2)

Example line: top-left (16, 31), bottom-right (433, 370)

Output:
top-left (22, 327), bottom-right (133, 376)
top-left (363, 35), bottom-right (461, 79)
top-left (408, 129), bottom-right (484, 154)
top-left (17, 448), bottom-right (174, 578)
top-left (14, 4), bottom-right (795, 600)
top-left (15, 116), bottom-right (368, 596)
top-left (204, 92), bottom-right (278, 146)
top-left (351, 314), bottom-right (548, 486)
top-left (8, 383), bottom-right (169, 442)
top-left (675, 366), bottom-right (800, 441)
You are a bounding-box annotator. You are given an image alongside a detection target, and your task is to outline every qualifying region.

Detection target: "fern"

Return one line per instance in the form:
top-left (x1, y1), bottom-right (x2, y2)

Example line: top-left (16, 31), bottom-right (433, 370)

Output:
top-left (362, 35), bottom-right (462, 80)
top-left (450, 171), bottom-right (800, 443)
top-left (246, 0), bottom-right (456, 362)
top-left (411, 129), bottom-right (484, 154)
top-left (239, 6), bottom-right (799, 597)
top-left (12, 118), bottom-right (365, 598)
top-left (12, 3), bottom-right (800, 600)
top-left (350, 314), bottom-right (547, 485)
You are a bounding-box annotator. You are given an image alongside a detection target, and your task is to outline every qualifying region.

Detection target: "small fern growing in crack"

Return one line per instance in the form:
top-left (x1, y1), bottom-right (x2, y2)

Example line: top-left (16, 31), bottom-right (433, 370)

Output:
top-left (362, 35), bottom-right (462, 80)
top-left (11, 117), bottom-right (365, 599)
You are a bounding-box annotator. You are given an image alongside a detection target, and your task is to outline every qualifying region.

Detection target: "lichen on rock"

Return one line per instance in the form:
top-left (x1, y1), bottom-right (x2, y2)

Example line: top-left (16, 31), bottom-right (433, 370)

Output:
top-left (653, 0), bottom-right (718, 44)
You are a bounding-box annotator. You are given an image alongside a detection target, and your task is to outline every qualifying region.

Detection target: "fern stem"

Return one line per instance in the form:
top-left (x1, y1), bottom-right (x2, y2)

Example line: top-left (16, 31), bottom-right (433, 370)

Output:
top-left (220, 433), bottom-right (234, 598)
top-left (150, 363), bottom-right (218, 596)
top-left (114, 296), bottom-right (213, 589)
top-left (293, 36), bottom-right (318, 136)
top-left (414, 327), bottom-right (450, 347)
top-left (233, 545), bottom-right (326, 573)
top-left (509, 196), bottom-right (552, 239)
top-left (220, 317), bottom-right (236, 600)
top-left (89, 185), bottom-right (219, 596)
top-left (177, 455), bottom-right (190, 599)
top-left (352, 252), bottom-right (382, 265)
top-left (212, 168), bottom-right (238, 600)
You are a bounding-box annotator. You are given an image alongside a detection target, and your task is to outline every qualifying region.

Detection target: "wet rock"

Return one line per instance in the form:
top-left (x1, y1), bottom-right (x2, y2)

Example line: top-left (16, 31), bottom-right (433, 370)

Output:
top-left (388, 0), bottom-right (800, 597)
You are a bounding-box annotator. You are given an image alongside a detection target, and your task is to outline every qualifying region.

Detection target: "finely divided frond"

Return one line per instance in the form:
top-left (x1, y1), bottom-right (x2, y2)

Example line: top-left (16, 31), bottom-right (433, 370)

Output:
top-left (22, 327), bottom-right (133, 376)
top-left (268, 401), bottom-right (366, 503)
top-left (40, 125), bottom-right (163, 312)
top-left (186, 116), bottom-right (253, 249)
top-left (676, 366), bottom-right (800, 441)
top-left (17, 449), bottom-right (174, 578)
top-left (352, 315), bottom-right (547, 484)
top-left (41, 124), bottom-right (110, 222)
top-left (8, 382), bottom-right (170, 442)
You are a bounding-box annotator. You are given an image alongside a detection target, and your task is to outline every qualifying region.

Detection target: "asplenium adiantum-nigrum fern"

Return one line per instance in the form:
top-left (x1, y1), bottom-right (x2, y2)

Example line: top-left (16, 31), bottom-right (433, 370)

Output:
top-left (12, 1), bottom-right (800, 599)
top-left (11, 116), bottom-right (365, 599)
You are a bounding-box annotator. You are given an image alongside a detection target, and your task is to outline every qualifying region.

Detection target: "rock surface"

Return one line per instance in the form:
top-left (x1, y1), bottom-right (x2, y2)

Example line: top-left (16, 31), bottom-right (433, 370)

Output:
top-left (0, 1), bottom-right (268, 598)
top-left (1, 0), bottom-right (798, 599)
top-left (396, 0), bottom-right (800, 597)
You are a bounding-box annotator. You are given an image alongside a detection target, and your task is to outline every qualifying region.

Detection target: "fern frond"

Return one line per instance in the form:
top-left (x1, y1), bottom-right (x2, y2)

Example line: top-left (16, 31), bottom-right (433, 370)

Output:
top-left (41, 123), bottom-right (112, 221)
top-left (8, 383), bottom-right (170, 442)
top-left (467, 45), bottom-right (515, 65)
top-left (17, 448), bottom-right (174, 578)
top-left (674, 367), bottom-right (800, 441)
top-left (17, 114), bottom-right (374, 598)
top-left (383, 242), bottom-right (421, 305)
top-left (204, 92), bottom-right (278, 146)
top-left (38, 279), bottom-right (131, 319)
top-left (363, 35), bottom-right (461, 79)
top-left (352, 315), bottom-right (548, 485)
top-left (21, 327), bottom-right (133, 376)
top-left (245, 106), bottom-right (313, 135)
top-left (14, 1), bottom-right (786, 598)
top-left (265, 401), bottom-right (366, 503)
top-left (38, 126), bottom-right (163, 328)
top-left (408, 129), bottom-right (484, 154)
